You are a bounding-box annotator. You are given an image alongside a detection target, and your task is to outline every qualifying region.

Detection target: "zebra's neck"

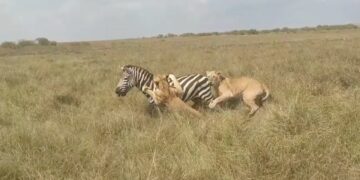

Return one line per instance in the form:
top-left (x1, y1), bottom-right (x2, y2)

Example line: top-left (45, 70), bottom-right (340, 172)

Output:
top-left (129, 66), bottom-right (154, 90)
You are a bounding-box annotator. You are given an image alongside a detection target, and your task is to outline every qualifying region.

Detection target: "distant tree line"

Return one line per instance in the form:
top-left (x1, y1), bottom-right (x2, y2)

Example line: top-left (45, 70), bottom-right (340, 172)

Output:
top-left (155, 24), bottom-right (359, 38)
top-left (1, 37), bottom-right (57, 49)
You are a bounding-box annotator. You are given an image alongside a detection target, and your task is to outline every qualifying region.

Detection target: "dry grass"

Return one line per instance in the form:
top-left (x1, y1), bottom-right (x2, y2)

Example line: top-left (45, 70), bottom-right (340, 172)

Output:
top-left (1, 29), bottom-right (360, 179)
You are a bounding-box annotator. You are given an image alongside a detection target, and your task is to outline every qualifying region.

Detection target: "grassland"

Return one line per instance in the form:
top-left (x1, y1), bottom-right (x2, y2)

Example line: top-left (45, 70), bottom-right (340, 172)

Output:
top-left (1, 29), bottom-right (360, 179)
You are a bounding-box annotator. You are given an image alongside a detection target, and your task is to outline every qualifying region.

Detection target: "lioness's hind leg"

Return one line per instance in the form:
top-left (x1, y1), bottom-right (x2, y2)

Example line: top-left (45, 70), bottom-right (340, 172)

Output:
top-left (243, 94), bottom-right (259, 116)
top-left (185, 105), bottom-right (202, 117)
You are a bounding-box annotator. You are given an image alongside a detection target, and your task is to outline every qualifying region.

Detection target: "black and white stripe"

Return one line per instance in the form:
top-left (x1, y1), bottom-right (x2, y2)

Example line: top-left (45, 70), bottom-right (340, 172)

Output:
top-left (115, 65), bottom-right (213, 105)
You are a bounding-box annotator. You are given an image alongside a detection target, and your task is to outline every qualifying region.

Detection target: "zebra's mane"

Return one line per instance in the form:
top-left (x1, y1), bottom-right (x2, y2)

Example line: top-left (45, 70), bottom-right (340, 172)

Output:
top-left (124, 65), bottom-right (153, 75)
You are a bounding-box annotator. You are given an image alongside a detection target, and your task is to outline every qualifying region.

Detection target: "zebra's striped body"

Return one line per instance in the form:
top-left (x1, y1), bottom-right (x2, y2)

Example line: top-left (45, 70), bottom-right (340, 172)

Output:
top-left (115, 65), bottom-right (213, 105)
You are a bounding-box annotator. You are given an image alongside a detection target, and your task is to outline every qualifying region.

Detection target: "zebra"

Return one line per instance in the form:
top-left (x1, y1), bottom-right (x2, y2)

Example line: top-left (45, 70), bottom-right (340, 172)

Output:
top-left (115, 65), bottom-right (213, 107)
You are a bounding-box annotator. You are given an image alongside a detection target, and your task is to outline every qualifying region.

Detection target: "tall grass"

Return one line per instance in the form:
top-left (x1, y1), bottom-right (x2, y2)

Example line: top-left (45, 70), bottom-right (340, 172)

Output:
top-left (0, 29), bottom-right (360, 179)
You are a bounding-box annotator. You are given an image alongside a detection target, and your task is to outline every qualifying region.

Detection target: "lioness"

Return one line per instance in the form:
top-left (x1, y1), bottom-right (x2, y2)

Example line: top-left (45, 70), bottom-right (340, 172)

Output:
top-left (206, 71), bottom-right (270, 116)
top-left (143, 74), bottom-right (202, 117)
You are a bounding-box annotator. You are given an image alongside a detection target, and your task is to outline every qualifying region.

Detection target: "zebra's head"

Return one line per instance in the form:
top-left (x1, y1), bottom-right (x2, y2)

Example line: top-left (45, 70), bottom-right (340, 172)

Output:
top-left (115, 66), bottom-right (135, 96)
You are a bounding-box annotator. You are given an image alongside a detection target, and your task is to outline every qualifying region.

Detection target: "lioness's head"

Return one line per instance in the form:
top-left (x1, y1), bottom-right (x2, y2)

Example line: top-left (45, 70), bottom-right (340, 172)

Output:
top-left (154, 75), bottom-right (169, 89)
top-left (153, 74), bottom-right (172, 97)
top-left (206, 71), bottom-right (225, 86)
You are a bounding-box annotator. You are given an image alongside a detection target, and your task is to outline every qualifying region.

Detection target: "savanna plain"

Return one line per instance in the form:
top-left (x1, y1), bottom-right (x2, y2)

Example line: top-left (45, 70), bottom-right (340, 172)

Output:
top-left (1, 29), bottom-right (360, 179)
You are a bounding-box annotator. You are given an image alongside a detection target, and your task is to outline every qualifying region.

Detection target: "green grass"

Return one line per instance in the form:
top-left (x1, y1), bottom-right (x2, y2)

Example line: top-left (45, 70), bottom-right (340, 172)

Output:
top-left (1, 29), bottom-right (360, 179)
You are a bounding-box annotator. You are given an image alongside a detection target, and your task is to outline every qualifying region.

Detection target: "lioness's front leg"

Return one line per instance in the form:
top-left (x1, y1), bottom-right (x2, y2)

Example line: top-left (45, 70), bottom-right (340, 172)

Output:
top-left (168, 74), bottom-right (183, 96)
top-left (142, 86), bottom-right (161, 105)
top-left (209, 92), bottom-right (233, 108)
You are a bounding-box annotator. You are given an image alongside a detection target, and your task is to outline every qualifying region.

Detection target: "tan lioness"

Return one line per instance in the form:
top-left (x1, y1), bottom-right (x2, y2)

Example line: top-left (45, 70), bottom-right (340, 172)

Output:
top-left (206, 71), bottom-right (270, 116)
top-left (143, 74), bottom-right (202, 117)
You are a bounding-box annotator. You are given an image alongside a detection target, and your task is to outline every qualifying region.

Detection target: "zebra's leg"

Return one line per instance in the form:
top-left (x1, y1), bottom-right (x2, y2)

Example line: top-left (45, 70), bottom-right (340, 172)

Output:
top-left (146, 102), bottom-right (163, 118)
top-left (154, 104), bottom-right (163, 118)
top-left (209, 92), bottom-right (233, 108)
top-left (183, 104), bottom-right (203, 117)
top-left (191, 98), bottom-right (206, 110)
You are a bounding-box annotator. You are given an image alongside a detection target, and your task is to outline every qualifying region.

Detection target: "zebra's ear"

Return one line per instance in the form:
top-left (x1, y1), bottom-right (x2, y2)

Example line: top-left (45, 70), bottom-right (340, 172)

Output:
top-left (121, 66), bottom-right (131, 73)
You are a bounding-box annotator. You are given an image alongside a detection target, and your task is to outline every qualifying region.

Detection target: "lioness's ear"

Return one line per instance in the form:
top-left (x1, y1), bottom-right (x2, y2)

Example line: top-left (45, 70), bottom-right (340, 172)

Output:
top-left (122, 66), bottom-right (131, 73)
top-left (217, 71), bottom-right (225, 80)
top-left (121, 66), bottom-right (127, 72)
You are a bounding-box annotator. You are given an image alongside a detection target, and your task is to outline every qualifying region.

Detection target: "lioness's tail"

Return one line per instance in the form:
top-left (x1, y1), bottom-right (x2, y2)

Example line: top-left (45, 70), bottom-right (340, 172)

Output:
top-left (261, 84), bottom-right (270, 101)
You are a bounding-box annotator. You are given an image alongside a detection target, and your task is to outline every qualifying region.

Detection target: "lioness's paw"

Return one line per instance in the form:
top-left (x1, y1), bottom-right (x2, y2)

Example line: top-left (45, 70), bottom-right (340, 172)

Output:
top-left (142, 86), bottom-right (149, 92)
top-left (168, 74), bottom-right (176, 81)
top-left (209, 101), bottom-right (216, 108)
